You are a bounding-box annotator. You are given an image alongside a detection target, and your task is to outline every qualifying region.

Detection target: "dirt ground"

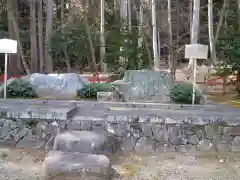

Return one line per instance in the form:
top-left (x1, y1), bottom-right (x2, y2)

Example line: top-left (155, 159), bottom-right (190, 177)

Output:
top-left (0, 146), bottom-right (240, 180)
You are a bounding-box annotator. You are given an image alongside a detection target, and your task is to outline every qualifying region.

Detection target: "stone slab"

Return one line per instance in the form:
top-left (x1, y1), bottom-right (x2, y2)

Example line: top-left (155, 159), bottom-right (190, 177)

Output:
top-left (0, 103), bottom-right (77, 120)
top-left (42, 151), bottom-right (112, 180)
top-left (120, 70), bottom-right (174, 102)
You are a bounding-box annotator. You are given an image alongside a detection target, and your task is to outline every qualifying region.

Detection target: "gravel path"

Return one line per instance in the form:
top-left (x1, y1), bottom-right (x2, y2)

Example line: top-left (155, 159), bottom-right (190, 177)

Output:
top-left (113, 152), bottom-right (240, 180)
top-left (0, 146), bottom-right (239, 180)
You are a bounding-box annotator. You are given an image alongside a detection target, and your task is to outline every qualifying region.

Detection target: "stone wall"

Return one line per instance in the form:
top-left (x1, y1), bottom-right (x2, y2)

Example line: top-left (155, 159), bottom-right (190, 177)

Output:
top-left (2, 113), bottom-right (240, 153)
top-left (68, 115), bottom-right (240, 153)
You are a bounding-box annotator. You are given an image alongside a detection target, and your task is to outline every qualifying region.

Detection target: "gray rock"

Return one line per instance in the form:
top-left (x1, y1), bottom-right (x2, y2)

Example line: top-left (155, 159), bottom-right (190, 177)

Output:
top-left (217, 141), bottom-right (231, 152)
top-left (168, 126), bottom-right (183, 145)
top-left (212, 135), bottom-right (221, 147)
top-left (27, 73), bottom-right (88, 99)
top-left (92, 117), bottom-right (106, 131)
top-left (198, 139), bottom-right (215, 152)
top-left (97, 92), bottom-right (118, 102)
top-left (204, 126), bottom-right (223, 139)
top-left (135, 137), bottom-right (156, 153)
top-left (15, 137), bottom-right (37, 148)
top-left (152, 124), bottom-right (168, 142)
top-left (42, 151), bottom-right (112, 180)
top-left (221, 135), bottom-right (233, 142)
top-left (106, 122), bottom-right (129, 137)
top-left (141, 122), bottom-right (153, 138)
top-left (231, 136), bottom-right (240, 152)
top-left (188, 134), bottom-right (199, 145)
top-left (54, 131), bottom-right (118, 155)
top-left (121, 70), bottom-right (174, 102)
top-left (223, 127), bottom-right (232, 135)
top-left (223, 127), bottom-right (240, 136)
top-left (120, 136), bottom-right (137, 153)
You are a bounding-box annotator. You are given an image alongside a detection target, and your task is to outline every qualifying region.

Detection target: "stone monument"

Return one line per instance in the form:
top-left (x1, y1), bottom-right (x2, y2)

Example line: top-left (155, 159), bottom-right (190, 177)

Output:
top-left (113, 70), bottom-right (174, 102)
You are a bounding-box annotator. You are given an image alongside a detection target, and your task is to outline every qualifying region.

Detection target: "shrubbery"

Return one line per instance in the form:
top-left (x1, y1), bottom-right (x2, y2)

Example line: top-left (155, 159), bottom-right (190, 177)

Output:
top-left (170, 83), bottom-right (202, 104)
top-left (7, 79), bottom-right (38, 98)
top-left (77, 83), bottom-right (116, 99)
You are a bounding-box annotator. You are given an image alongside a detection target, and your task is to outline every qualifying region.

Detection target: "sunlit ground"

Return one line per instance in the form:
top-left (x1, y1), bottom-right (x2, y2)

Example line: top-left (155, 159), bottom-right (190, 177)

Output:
top-left (208, 93), bottom-right (240, 108)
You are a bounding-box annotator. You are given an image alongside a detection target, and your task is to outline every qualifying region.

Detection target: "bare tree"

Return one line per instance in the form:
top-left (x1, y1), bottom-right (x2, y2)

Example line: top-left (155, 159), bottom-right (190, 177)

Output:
top-left (188, 0), bottom-right (200, 70)
top-left (38, 0), bottom-right (44, 73)
top-left (168, 0), bottom-right (175, 78)
top-left (100, 0), bottom-right (106, 72)
top-left (152, 0), bottom-right (160, 70)
top-left (44, 0), bottom-right (54, 73)
top-left (29, 0), bottom-right (38, 73)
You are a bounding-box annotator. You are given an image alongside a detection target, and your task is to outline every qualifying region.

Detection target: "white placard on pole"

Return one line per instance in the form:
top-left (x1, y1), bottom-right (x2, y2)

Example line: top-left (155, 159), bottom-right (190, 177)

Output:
top-left (184, 44), bottom-right (208, 105)
top-left (0, 39), bottom-right (18, 99)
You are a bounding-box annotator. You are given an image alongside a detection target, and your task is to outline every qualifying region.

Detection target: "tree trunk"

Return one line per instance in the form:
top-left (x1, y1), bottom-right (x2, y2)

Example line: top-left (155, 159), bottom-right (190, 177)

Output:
top-left (84, 17), bottom-right (99, 81)
top-left (138, 0), bottom-right (144, 68)
top-left (168, 0), bottom-right (175, 78)
top-left (29, 0), bottom-right (38, 73)
top-left (152, 0), bottom-right (160, 70)
top-left (238, 0), bottom-right (240, 31)
top-left (208, 0), bottom-right (217, 65)
top-left (100, 0), bottom-right (105, 73)
top-left (188, 0), bottom-right (200, 69)
top-left (11, 18), bottom-right (30, 74)
top-left (38, 0), bottom-right (44, 73)
top-left (44, 0), bottom-right (54, 73)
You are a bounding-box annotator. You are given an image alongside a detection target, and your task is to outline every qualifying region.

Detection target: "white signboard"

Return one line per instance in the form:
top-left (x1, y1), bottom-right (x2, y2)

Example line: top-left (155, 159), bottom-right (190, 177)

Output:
top-left (0, 39), bottom-right (17, 54)
top-left (185, 44), bottom-right (208, 59)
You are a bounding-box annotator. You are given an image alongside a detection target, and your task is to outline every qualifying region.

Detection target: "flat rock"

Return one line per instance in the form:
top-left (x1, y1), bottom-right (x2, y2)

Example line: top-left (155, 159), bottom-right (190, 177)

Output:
top-left (54, 130), bottom-right (118, 155)
top-left (41, 151), bottom-right (112, 180)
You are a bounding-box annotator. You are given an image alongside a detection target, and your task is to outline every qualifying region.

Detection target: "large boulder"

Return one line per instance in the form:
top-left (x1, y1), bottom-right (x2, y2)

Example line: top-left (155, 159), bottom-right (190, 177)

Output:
top-left (21, 73), bottom-right (88, 99)
top-left (54, 131), bottom-right (119, 156)
top-left (113, 70), bottom-right (174, 102)
top-left (41, 151), bottom-right (113, 180)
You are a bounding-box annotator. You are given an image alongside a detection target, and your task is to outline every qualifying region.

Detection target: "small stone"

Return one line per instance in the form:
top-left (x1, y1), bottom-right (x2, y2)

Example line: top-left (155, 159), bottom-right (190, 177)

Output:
top-left (184, 129), bottom-right (195, 135)
top-left (198, 139), bottom-right (215, 152)
top-left (217, 141), bottom-right (231, 152)
top-left (204, 126), bottom-right (223, 140)
top-left (165, 117), bottom-right (180, 124)
top-left (223, 127), bottom-right (232, 135)
top-left (97, 91), bottom-right (117, 101)
top-left (168, 126), bottom-right (182, 145)
top-left (212, 135), bottom-right (221, 147)
top-left (231, 136), bottom-right (240, 152)
top-left (141, 122), bottom-right (153, 138)
top-left (221, 135), bottom-right (233, 142)
top-left (152, 124), bottom-right (168, 142)
top-left (192, 116), bottom-right (210, 125)
top-left (92, 118), bottom-right (106, 131)
top-left (188, 134), bottom-right (199, 145)
top-left (106, 122), bottom-right (129, 137)
top-left (135, 137), bottom-right (156, 153)
top-left (224, 127), bottom-right (240, 136)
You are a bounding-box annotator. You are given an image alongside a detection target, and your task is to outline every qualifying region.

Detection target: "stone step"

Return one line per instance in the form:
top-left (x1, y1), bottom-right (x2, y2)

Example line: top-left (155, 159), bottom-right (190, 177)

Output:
top-left (42, 151), bottom-right (113, 180)
top-left (53, 131), bottom-right (119, 157)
